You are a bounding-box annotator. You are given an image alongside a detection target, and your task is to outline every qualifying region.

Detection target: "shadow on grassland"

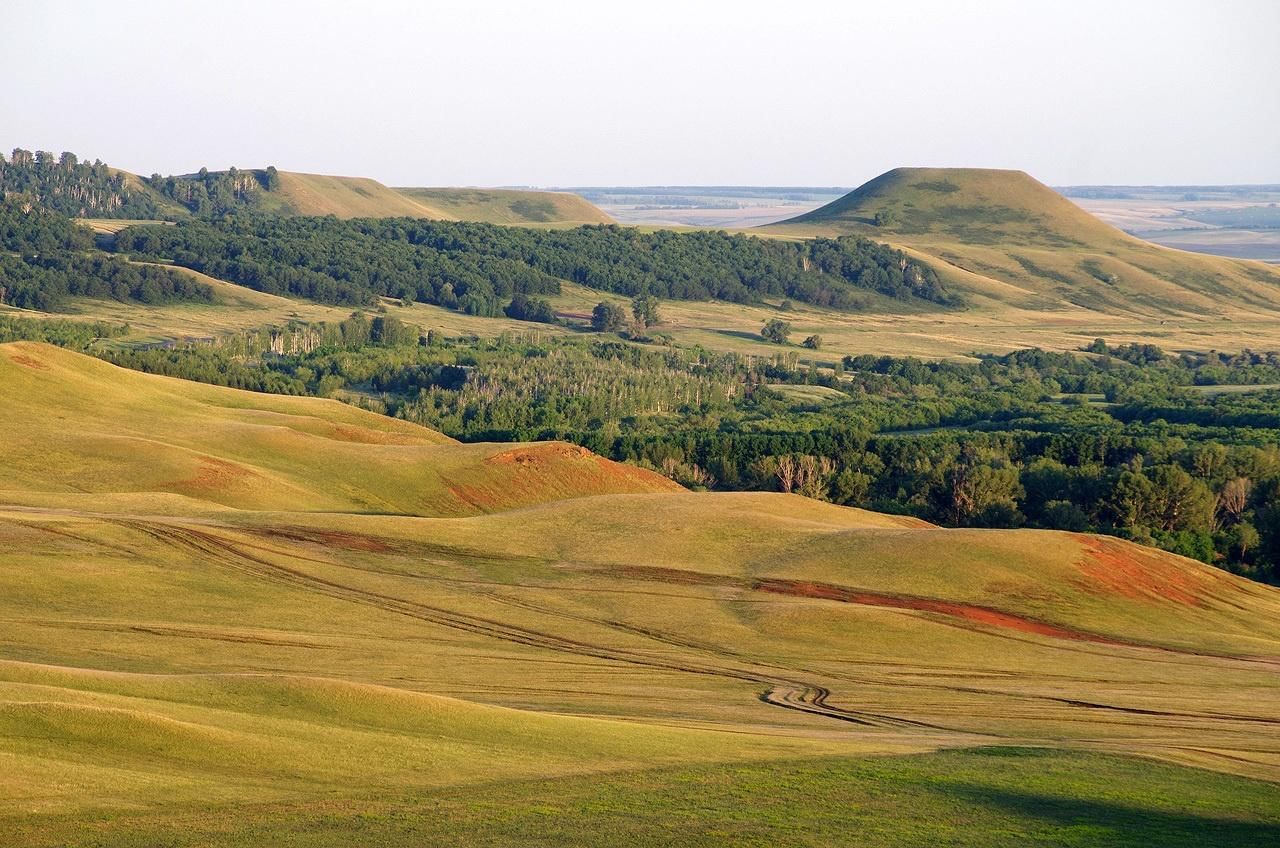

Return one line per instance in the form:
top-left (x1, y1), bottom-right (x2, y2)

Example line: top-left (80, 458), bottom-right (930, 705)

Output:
top-left (942, 783), bottom-right (1280, 847)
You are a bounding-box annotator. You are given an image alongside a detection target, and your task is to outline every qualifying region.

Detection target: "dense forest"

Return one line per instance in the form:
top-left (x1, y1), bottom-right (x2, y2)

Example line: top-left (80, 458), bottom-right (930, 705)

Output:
top-left (0, 149), bottom-right (161, 218)
top-left (90, 326), bottom-right (1280, 583)
top-left (113, 214), bottom-right (953, 314)
top-left (0, 197), bottom-right (212, 310)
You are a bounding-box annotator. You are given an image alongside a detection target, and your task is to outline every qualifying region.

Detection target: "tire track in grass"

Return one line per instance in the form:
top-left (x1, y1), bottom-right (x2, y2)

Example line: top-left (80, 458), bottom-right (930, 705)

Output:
top-left (112, 518), bottom-right (948, 731)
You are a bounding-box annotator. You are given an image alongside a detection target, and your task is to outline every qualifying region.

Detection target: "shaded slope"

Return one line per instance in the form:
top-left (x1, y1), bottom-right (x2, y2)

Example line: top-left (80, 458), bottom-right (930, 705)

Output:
top-left (395, 186), bottom-right (614, 225)
top-left (0, 342), bottom-right (677, 515)
top-left (769, 168), bottom-right (1280, 317)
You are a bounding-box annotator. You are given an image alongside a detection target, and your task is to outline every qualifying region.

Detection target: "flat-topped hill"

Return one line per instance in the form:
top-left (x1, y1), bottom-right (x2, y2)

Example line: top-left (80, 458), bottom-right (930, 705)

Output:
top-left (394, 186), bottom-right (614, 225)
top-left (787, 167), bottom-right (1125, 247)
top-left (768, 167), bottom-right (1280, 317)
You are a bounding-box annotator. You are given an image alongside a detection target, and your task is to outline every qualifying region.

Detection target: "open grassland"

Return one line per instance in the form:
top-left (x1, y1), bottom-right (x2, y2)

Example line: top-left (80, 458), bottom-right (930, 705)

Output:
top-left (11, 750), bottom-right (1278, 847)
top-left (0, 342), bottom-right (673, 514)
top-left (550, 281), bottom-right (1280, 359)
top-left (394, 187), bottom-right (613, 225)
top-left (0, 341), bottom-right (1278, 842)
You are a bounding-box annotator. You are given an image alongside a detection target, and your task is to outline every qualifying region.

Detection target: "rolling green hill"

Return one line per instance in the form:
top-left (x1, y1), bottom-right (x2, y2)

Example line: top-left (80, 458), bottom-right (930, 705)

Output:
top-left (768, 168), bottom-right (1280, 317)
top-left (394, 186), bottom-right (614, 225)
top-left (1, 340), bottom-right (1278, 843)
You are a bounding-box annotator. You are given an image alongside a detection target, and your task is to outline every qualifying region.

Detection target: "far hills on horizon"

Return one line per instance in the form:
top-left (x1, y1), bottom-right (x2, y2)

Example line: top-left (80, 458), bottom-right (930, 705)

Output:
top-left (3, 146), bottom-right (1280, 321)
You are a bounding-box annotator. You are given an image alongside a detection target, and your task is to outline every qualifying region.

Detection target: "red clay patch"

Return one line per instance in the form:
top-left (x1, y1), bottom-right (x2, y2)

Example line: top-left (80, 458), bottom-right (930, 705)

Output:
top-left (485, 443), bottom-right (593, 466)
top-left (184, 457), bottom-right (257, 492)
top-left (1071, 535), bottom-right (1225, 607)
top-left (448, 444), bottom-right (678, 513)
top-left (447, 483), bottom-right (506, 511)
top-left (8, 354), bottom-right (49, 370)
top-left (601, 564), bottom-right (1128, 645)
top-left (752, 578), bottom-right (1119, 643)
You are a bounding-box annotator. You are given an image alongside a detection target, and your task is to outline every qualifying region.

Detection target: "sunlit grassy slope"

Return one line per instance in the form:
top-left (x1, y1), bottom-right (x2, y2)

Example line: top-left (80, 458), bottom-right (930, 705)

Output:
top-left (253, 171), bottom-right (455, 219)
top-left (0, 342), bottom-right (675, 514)
top-left (394, 186), bottom-right (614, 225)
top-left (2, 342), bottom-right (1278, 841)
top-left (768, 168), bottom-right (1280, 318)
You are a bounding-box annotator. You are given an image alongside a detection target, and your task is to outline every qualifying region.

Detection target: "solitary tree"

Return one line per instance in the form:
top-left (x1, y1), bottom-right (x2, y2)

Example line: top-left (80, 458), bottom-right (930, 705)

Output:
top-left (761, 318), bottom-right (791, 344)
top-left (802, 334), bottom-right (822, 350)
top-left (591, 301), bottom-right (628, 332)
top-left (631, 294), bottom-right (661, 328)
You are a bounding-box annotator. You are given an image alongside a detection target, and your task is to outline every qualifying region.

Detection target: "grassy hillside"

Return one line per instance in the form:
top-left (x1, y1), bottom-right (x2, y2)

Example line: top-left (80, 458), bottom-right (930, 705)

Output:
top-left (251, 171), bottom-right (453, 219)
top-left (2, 341), bottom-right (1279, 840)
top-left (769, 168), bottom-right (1280, 317)
top-left (0, 342), bottom-right (675, 515)
top-left (395, 187), bottom-right (614, 225)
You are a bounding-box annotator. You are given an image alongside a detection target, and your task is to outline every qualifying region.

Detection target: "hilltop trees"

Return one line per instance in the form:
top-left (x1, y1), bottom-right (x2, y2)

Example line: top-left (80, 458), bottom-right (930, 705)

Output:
top-left (148, 166), bottom-right (271, 216)
top-left (0, 148), bottom-right (160, 218)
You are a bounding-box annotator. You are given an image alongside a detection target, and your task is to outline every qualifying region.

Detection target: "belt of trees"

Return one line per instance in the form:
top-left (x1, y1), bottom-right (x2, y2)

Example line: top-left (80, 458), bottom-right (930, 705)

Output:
top-left (111, 214), bottom-right (955, 315)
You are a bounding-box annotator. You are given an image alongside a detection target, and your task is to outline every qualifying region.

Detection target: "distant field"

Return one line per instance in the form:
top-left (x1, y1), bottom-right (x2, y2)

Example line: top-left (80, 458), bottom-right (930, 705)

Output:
top-left (569, 185), bottom-right (848, 228)
top-left (1060, 185), bottom-right (1280, 262)
top-left (22, 271), bottom-right (1280, 361)
top-left (52, 170), bottom-right (1280, 359)
top-left (394, 187), bottom-right (613, 225)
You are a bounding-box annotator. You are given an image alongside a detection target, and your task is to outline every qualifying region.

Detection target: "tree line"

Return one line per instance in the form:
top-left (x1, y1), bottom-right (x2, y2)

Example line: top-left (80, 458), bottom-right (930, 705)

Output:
top-left (111, 213), bottom-right (954, 315)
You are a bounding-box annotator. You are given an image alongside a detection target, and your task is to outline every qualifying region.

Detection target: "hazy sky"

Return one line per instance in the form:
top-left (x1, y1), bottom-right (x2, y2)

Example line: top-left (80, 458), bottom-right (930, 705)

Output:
top-left (4, 1), bottom-right (1277, 187)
